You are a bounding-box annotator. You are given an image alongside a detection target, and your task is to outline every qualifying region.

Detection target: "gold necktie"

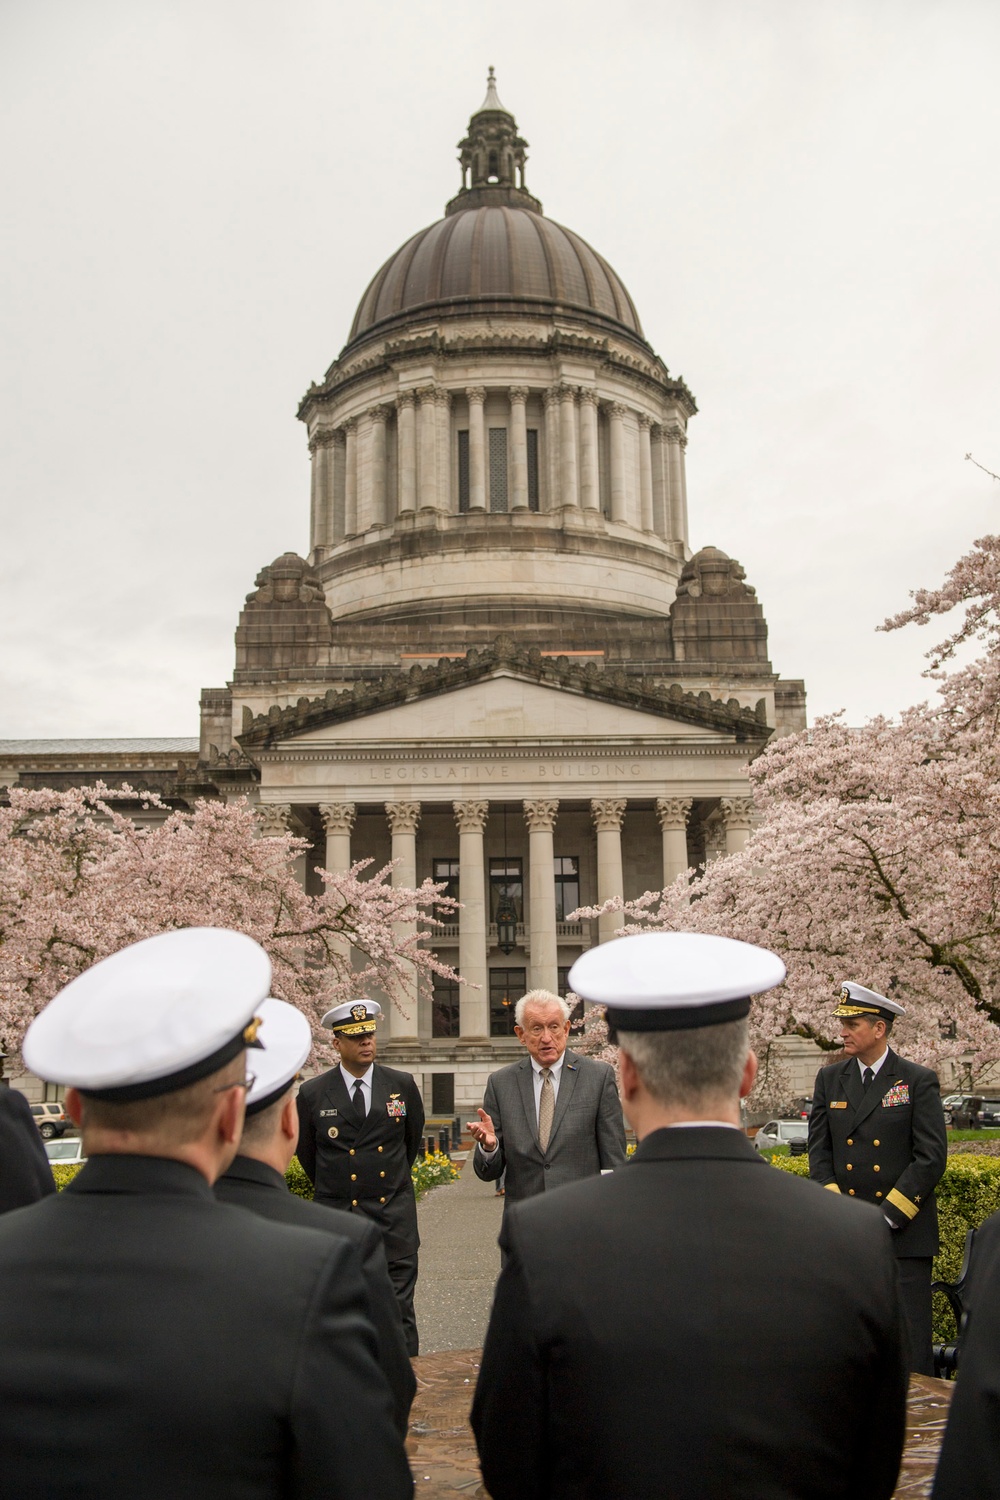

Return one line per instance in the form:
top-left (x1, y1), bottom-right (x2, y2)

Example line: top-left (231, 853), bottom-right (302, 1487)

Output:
top-left (538, 1067), bottom-right (554, 1152)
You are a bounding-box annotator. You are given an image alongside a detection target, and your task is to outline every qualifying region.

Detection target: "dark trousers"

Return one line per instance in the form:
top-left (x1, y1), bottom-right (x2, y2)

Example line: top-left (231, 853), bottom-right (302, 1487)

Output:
top-left (387, 1252), bottom-right (419, 1357)
top-left (897, 1256), bottom-right (934, 1376)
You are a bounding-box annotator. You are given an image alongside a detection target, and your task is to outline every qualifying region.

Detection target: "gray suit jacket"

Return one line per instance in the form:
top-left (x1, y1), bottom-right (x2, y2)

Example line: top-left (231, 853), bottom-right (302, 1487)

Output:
top-left (473, 1051), bottom-right (626, 1200)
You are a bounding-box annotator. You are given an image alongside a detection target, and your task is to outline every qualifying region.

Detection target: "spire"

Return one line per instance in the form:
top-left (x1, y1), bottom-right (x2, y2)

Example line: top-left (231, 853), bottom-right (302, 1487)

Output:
top-left (476, 65), bottom-right (508, 116)
top-left (446, 69), bottom-right (542, 216)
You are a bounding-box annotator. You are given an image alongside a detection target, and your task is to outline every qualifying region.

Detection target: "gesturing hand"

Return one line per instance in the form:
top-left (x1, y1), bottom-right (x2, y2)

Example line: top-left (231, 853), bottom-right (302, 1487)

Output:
top-left (466, 1108), bottom-right (498, 1153)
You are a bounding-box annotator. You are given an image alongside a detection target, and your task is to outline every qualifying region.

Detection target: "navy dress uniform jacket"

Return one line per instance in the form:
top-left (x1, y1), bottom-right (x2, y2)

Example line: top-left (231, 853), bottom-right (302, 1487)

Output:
top-left (472, 1127), bottom-right (908, 1500)
top-left (932, 1209), bottom-right (1000, 1498)
top-left (0, 1086), bottom-right (55, 1214)
top-left (214, 1154), bottom-right (416, 1435)
top-left (808, 1048), bottom-right (947, 1256)
top-left (0, 1154), bottom-right (413, 1500)
top-left (296, 1064), bottom-right (424, 1263)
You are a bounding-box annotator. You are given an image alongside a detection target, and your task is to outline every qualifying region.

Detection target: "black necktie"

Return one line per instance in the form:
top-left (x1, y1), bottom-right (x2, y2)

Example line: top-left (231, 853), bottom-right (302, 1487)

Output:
top-left (862, 1067), bottom-right (875, 1092)
top-left (353, 1079), bottom-right (366, 1123)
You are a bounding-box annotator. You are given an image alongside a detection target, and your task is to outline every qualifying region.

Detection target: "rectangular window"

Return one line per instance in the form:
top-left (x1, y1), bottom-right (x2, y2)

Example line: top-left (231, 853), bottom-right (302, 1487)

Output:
top-left (490, 967), bottom-right (526, 1037)
top-left (431, 978), bottom-right (460, 1039)
top-left (527, 429), bottom-right (540, 511)
top-left (457, 430), bottom-right (470, 513)
top-left (489, 857), bottom-right (523, 923)
top-left (433, 857), bottom-right (460, 920)
top-left (431, 1072), bottom-right (455, 1115)
top-left (554, 855), bottom-right (580, 922)
top-left (488, 427), bottom-right (508, 512)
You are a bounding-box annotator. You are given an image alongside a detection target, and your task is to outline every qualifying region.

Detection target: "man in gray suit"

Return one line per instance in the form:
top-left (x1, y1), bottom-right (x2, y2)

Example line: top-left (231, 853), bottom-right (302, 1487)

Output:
top-left (468, 989), bottom-right (626, 1199)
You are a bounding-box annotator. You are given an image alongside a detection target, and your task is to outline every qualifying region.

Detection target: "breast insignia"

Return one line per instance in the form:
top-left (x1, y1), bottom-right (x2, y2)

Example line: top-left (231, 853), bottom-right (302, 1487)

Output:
top-left (327, 1126), bottom-right (339, 1139)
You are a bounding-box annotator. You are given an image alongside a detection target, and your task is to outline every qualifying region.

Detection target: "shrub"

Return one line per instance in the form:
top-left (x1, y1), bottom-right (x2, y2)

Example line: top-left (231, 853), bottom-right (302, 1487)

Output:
top-left (411, 1150), bottom-right (460, 1198)
top-left (772, 1152), bottom-right (1000, 1343)
top-left (50, 1163), bottom-right (84, 1190)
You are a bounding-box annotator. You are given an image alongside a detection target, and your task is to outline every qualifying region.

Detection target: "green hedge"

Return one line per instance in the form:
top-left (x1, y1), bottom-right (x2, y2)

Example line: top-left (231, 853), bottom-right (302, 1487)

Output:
top-left (49, 1153), bottom-right (460, 1203)
top-left (772, 1153), bottom-right (1000, 1343)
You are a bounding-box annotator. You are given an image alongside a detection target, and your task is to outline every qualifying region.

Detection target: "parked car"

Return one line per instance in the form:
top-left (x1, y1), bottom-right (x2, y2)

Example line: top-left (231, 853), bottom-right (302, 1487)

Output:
top-left (30, 1101), bottom-right (70, 1140)
top-left (941, 1095), bottom-right (1000, 1129)
top-left (753, 1119), bottom-right (809, 1153)
top-left (44, 1137), bottom-right (86, 1165)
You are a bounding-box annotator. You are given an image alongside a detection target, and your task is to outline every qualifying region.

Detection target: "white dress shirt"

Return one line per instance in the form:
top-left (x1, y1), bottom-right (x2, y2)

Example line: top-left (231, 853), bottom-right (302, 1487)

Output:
top-left (341, 1062), bottom-right (374, 1115)
top-left (858, 1049), bottom-right (889, 1082)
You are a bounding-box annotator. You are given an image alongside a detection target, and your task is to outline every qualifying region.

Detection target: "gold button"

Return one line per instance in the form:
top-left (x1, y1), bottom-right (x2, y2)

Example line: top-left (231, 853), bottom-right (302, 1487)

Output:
top-left (873, 1139), bottom-right (880, 1147)
top-left (847, 1138), bottom-right (853, 1146)
top-left (849, 1189), bottom-right (855, 1195)
top-left (349, 1149), bottom-right (355, 1156)
top-left (846, 1164), bottom-right (852, 1171)
top-left (379, 1196), bottom-right (386, 1204)
top-left (350, 1174), bottom-right (357, 1182)
top-left (379, 1171), bottom-right (385, 1178)
top-left (873, 1165), bottom-right (880, 1173)
top-left (876, 1191), bottom-right (883, 1198)
top-left (352, 1199), bottom-right (358, 1206)
top-left (377, 1146), bottom-right (383, 1153)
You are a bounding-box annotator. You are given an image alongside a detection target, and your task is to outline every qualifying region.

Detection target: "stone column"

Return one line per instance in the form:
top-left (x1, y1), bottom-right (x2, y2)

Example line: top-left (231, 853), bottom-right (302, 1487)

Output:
top-left (466, 387), bottom-right (487, 512)
top-left (435, 389), bottom-right (452, 512)
top-left (396, 392), bottom-right (417, 514)
top-left (257, 803), bottom-right (306, 888)
top-left (417, 387), bottom-right (437, 509)
top-left (343, 418), bottom-right (358, 536)
top-left (331, 428), bottom-right (347, 543)
top-left (454, 800), bottom-right (489, 1035)
top-left (591, 799), bottom-right (627, 943)
top-left (578, 389), bottom-right (600, 512)
top-left (609, 404), bottom-right (628, 523)
top-left (320, 802), bottom-right (356, 874)
top-left (677, 428), bottom-right (690, 546)
top-left (369, 405), bottom-right (389, 527)
top-left (308, 431), bottom-right (325, 552)
top-left (355, 412), bottom-right (374, 533)
top-left (386, 802), bottom-right (421, 1038)
top-left (559, 385), bottom-right (579, 509)
top-left (524, 799), bottom-right (558, 993)
top-left (656, 797), bottom-right (692, 887)
top-left (544, 386), bottom-right (561, 509)
top-left (638, 414), bottom-right (655, 532)
top-left (721, 797), bottom-right (754, 856)
top-left (509, 386), bottom-right (529, 510)
top-left (665, 424), bottom-right (685, 543)
top-left (650, 425), bottom-right (668, 538)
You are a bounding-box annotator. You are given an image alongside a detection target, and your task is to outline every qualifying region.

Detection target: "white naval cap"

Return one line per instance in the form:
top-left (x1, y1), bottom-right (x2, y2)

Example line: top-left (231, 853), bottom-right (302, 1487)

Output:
top-left (834, 981), bottom-right (906, 1022)
top-left (568, 932), bottom-right (786, 1033)
top-left (320, 998), bottom-right (383, 1035)
top-left (245, 998), bottom-right (313, 1116)
top-left (23, 927), bottom-right (270, 1102)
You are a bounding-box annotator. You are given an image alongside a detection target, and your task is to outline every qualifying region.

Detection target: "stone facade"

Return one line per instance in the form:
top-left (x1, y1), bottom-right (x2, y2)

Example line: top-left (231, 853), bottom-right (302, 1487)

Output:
top-left (1, 76), bottom-right (809, 1115)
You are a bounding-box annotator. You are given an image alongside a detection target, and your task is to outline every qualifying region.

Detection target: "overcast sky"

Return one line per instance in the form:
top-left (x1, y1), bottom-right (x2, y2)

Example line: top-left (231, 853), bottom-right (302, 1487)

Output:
top-left (2, 0), bottom-right (997, 737)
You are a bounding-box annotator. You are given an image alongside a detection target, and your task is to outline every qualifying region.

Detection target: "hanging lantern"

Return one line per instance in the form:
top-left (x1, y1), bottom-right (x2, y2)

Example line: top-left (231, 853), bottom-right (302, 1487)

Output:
top-left (495, 891), bottom-right (518, 955)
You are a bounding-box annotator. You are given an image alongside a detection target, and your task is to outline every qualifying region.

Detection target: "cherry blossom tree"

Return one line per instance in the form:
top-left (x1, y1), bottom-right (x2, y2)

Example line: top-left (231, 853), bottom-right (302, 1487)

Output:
top-left (578, 525), bottom-right (1000, 1078)
top-left (0, 786), bottom-right (456, 1068)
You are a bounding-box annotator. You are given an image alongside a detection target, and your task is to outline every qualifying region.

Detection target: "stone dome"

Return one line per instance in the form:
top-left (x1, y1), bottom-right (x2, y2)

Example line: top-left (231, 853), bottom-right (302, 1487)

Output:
top-left (348, 206), bottom-right (643, 347)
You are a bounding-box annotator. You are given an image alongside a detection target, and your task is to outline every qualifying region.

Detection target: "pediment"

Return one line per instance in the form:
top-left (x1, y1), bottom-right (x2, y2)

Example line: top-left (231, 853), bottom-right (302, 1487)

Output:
top-left (273, 673), bottom-right (743, 749)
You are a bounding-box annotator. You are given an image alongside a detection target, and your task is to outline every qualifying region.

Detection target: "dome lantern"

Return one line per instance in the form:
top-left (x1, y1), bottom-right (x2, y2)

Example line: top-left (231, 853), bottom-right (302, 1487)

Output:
top-left (447, 67), bottom-right (541, 216)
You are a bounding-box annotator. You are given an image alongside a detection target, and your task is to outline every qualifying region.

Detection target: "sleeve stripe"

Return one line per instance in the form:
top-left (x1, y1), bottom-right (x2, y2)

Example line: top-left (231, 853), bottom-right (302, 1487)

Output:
top-left (823, 1182), bottom-right (841, 1193)
top-left (886, 1187), bottom-right (919, 1221)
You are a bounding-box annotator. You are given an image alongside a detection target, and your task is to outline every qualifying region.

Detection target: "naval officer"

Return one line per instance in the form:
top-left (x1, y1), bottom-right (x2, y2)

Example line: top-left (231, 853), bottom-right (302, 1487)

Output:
top-left (215, 996), bottom-right (415, 1435)
top-left (296, 999), bottom-right (424, 1355)
top-left (0, 928), bottom-right (412, 1500)
top-left (472, 932), bottom-right (908, 1500)
top-left (808, 981), bottom-right (947, 1374)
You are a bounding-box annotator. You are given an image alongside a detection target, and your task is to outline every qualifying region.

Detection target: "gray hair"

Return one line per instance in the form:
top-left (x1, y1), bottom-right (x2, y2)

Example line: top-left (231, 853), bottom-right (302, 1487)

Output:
top-left (514, 990), bottom-right (571, 1028)
top-left (617, 1017), bottom-right (750, 1110)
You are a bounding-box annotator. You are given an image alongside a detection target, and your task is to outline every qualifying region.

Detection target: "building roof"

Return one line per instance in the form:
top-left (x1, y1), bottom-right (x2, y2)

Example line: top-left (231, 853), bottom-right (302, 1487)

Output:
top-left (0, 739), bottom-right (199, 755)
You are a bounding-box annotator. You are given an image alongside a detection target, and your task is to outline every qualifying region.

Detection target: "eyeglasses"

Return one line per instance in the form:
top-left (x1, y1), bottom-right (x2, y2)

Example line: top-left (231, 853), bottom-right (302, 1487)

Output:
top-left (213, 1073), bottom-right (256, 1095)
top-left (522, 1024), bottom-right (567, 1038)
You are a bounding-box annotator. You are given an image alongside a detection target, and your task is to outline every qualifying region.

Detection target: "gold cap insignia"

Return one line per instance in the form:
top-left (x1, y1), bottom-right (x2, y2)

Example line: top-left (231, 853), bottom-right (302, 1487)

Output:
top-left (243, 1015), bottom-right (263, 1045)
top-left (351, 1004), bottom-right (369, 1024)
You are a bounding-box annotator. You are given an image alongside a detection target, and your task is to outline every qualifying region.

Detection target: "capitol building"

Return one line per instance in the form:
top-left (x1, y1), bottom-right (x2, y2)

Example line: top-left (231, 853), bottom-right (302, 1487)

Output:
top-left (3, 75), bottom-right (808, 1115)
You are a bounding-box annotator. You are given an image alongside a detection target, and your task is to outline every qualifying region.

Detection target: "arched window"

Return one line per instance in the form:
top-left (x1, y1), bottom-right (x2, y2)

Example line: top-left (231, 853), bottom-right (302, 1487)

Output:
top-left (488, 150), bottom-right (499, 183)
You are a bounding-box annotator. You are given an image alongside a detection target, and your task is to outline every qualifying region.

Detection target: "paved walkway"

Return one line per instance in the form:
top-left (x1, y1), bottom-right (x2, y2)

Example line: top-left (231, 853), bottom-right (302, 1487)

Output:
top-left (414, 1155), bottom-right (503, 1354)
